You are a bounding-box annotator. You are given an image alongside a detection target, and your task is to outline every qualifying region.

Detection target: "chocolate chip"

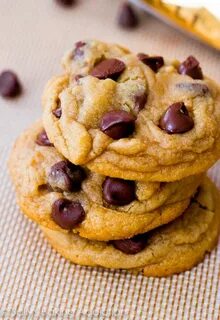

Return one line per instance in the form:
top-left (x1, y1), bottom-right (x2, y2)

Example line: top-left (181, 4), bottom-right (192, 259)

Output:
top-left (137, 53), bottom-right (164, 72)
top-left (117, 2), bottom-right (139, 29)
top-left (52, 107), bottom-right (62, 118)
top-left (102, 177), bottom-right (136, 206)
top-left (100, 110), bottom-right (136, 139)
top-left (55, 0), bottom-right (75, 7)
top-left (90, 59), bottom-right (126, 80)
top-left (48, 161), bottom-right (86, 192)
top-left (52, 99), bottom-right (62, 118)
top-left (38, 184), bottom-right (53, 193)
top-left (176, 82), bottom-right (209, 96)
top-left (35, 130), bottom-right (53, 147)
top-left (0, 71), bottom-right (21, 98)
top-left (178, 56), bottom-right (203, 80)
top-left (73, 41), bottom-right (86, 58)
top-left (52, 198), bottom-right (85, 229)
top-left (134, 92), bottom-right (147, 113)
top-left (111, 233), bottom-right (148, 254)
top-left (137, 53), bottom-right (148, 62)
top-left (159, 102), bottom-right (194, 134)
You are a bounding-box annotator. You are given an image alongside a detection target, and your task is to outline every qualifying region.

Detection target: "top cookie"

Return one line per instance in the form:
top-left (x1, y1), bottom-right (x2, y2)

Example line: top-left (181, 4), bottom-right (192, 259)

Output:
top-left (43, 39), bottom-right (220, 181)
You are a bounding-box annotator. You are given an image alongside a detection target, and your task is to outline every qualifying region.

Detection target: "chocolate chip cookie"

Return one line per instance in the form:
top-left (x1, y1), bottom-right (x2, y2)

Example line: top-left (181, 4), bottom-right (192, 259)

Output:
top-left (41, 177), bottom-right (220, 277)
top-left (42, 39), bottom-right (220, 182)
top-left (8, 121), bottom-right (202, 241)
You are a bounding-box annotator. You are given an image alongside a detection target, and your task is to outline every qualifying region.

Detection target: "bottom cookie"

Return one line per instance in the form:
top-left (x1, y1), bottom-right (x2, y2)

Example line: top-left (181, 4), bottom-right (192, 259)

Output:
top-left (41, 178), bottom-right (220, 277)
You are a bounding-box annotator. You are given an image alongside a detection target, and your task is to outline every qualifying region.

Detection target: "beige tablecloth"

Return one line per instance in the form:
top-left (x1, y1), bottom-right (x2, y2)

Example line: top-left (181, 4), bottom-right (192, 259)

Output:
top-left (0, 1), bottom-right (219, 319)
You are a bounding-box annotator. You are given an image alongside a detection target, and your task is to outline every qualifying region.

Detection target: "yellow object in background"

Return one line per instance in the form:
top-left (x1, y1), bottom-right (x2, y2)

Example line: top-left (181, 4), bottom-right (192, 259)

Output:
top-left (136, 0), bottom-right (220, 51)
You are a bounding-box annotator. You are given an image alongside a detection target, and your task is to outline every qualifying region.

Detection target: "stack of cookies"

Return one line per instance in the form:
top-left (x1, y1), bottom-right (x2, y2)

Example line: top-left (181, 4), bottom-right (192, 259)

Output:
top-left (9, 40), bottom-right (220, 277)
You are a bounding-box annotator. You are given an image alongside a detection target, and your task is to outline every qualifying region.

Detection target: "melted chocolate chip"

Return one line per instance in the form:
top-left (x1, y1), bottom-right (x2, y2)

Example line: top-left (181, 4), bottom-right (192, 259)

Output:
top-left (112, 233), bottom-right (148, 254)
top-left (52, 98), bottom-right (62, 118)
top-left (176, 82), bottom-right (209, 96)
top-left (159, 102), bottom-right (194, 134)
top-left (178, 56), bottom-right (203, 80)
top-left (0, 70), bottom-right (22, 98)
top-left (38, 184), bottom-right (53, 193)
top-left (102, 177), bottom-right (136, 206)
top-left (134, 92), bottom-right (147, 113)
top-left (38, 184), bottom-right (48, 192)
top-left (55, 0), bottom-right (75, 6)
top-left (73, 41), bottom-right (86, 58)
top-left (35, 130), bottom-right (53, 147)
top-left (137, 53), bottom-right (148, 61)
top-left (90, 58), bottom-right (126, 80)
top-left (100, 110), bottom-right (136, 139)
top-left (117, 2), bottom-right (139, 29)
top-left (52, 107), bottom-right (62, 118)
top-left (52, 198), bottom-right (85, 229)
top-left (48, 161), bottom-right (86, 192)
top-left (137, 53), bottom-right (164, 72)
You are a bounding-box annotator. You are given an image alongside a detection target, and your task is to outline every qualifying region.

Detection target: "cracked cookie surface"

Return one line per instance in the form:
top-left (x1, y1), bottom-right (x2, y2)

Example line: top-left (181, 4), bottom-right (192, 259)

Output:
top-left (43, 39), bottom-right (220, 182)
top-left (41, 178), bottom-right (220, 277)
top-left (8, 121), bottom-right (201, 241)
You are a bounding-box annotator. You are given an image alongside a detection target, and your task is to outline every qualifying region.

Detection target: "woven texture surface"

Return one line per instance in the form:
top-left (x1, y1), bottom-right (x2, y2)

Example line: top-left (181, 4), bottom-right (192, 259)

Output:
top-left (0, 150), bottom-right (220, 319)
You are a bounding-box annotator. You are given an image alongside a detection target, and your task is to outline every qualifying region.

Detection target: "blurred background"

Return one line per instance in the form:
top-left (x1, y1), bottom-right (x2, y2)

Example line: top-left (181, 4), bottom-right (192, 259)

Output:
top-left (0, 0), bottom-right (219, 146)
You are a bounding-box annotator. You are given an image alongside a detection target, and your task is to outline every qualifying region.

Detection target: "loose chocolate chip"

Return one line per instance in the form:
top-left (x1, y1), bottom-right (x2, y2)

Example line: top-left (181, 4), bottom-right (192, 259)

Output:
top-left (90, 58), bottom-right (126, 80)
top-left (134, 92), bottom-right (147, 113)
top-left (159, 102), bottom-right (194, 134)
top-left (35, 130), bottom-right (53, 147)
top-left (48, 161), bottom-right (86, 192)
top-left (112, 233), bottom-right (148, 254)
top-left (100, 110), bottom-right (136, 139)
top-left (102, 177), bottom-right (136, 206)
top-left (137, 53), bottom-right (164, 72)
top-left (117, 2), bottom-right (139, 29)
top-left (176, 82), bottom-right (209, 96)
top-left (52, 198), bottom-right (85, 229)
top-left (0, 70), bottom-right (21, 98)
top-left (73, 41), bottom-right (86, 58)
top-left (55, 0), bottom-right (75, 7)
top-left (178, 56), bottom-right (203, 80)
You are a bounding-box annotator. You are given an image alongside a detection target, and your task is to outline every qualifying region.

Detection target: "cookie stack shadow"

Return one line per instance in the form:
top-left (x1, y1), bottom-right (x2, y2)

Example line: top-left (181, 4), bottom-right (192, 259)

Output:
top-left (9, 40), bottom-right (220, 277)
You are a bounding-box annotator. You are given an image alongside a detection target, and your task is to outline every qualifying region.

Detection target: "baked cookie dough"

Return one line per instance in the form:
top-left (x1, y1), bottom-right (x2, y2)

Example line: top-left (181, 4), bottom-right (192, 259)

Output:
top-left (43, 39), bottom-right (220, 182)
top-left (8, 121), bottom-right (201, 241)
top-left (41, 178), bottom-right (220, 277)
